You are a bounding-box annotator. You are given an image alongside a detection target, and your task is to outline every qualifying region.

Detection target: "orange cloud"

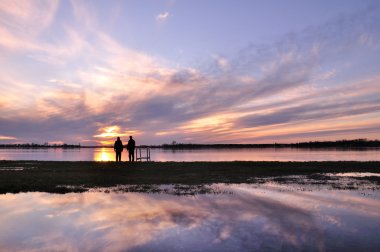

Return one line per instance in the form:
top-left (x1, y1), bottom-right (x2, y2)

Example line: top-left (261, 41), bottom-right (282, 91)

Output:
top-left (0, 135), bottom-right (16, 140)
top-left (93, 125), bottom-right (140, 145)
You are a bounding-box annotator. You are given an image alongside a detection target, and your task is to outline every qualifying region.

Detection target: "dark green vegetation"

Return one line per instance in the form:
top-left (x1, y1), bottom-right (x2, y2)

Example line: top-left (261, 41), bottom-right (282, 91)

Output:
top-left (0, 161), bottom-right (379, 194)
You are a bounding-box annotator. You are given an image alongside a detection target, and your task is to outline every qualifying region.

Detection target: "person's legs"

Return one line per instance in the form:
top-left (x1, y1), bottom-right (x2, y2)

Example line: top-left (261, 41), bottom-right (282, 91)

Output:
top-left (116, 151), bottom-right (121, 162)
top-left (129, 150), bottom-right (135, 162)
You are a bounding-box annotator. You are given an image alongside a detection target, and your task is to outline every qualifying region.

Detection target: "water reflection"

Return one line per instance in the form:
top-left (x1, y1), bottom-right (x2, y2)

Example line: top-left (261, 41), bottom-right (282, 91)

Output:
top-left (330, 172), bottom-right (380, 177)
top-left (151, 148), bottom-right (380, 161)
top-left (0, 184), bottom-right (379, 251)
top-left (1, 147), bottom-right (380, 161)
top-left (94, 147), bottom-right (115, 161)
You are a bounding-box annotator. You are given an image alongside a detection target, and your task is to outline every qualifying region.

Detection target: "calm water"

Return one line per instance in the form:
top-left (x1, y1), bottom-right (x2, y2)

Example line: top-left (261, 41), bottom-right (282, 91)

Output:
top-left (0, 147), bottom-right (380, 161)
top-left (0, 183), bottom-right (379, 251)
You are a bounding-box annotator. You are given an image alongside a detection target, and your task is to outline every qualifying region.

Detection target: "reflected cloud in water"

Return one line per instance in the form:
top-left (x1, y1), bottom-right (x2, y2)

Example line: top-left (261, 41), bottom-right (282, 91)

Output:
top-left (0, 184), bottom-right (380, 251)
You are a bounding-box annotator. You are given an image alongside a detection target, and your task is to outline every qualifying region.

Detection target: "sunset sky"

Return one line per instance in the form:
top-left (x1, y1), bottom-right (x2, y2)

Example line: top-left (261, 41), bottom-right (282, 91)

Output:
top-left (1, 0), bottom-right (380, 145)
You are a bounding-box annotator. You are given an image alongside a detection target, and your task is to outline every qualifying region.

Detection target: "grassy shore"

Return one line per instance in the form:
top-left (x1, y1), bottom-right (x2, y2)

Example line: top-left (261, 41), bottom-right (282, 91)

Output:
top-left (0, 160), bottom-right (379, 194)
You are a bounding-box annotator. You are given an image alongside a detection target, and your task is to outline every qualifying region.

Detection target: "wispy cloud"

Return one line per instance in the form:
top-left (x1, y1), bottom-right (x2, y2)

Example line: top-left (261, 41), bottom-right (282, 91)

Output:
top-left (0, 0), bottom-right (59, 50)
top-left (212, 54), bottom-right (230, 71)
top-left (156, 12), bottom-right (169, 21)
top-left (0, 135), bottom-right (16, 140)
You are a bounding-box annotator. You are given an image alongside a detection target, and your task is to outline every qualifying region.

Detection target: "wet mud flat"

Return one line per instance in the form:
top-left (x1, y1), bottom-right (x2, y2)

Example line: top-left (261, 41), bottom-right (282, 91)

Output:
top-left (0, 160), bottom-right (379, 194)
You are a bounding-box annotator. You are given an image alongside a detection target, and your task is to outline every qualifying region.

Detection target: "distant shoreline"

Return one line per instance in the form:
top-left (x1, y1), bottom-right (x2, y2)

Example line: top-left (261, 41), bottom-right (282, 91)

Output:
top-left (1, 139), bottom-right (380, 149)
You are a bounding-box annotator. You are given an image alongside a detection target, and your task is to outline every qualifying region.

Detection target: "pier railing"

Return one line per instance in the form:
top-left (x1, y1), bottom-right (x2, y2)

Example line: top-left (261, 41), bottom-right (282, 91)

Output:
top-left (135, 147), bottom-right (151, 162)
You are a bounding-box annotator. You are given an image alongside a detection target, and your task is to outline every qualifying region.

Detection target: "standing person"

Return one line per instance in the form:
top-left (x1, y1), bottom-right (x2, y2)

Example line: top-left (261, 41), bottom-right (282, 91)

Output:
top-left (127, 136), bottom-right (135, 162)
top-left (114, 137), bottom-right (123, 162)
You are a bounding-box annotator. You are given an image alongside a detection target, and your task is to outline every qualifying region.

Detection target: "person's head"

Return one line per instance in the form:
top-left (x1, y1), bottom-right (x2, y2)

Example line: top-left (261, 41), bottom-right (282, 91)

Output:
top-left (129, 136), bottom-right (133, 139)
top-left (117, 137), bottom-right (120, 140)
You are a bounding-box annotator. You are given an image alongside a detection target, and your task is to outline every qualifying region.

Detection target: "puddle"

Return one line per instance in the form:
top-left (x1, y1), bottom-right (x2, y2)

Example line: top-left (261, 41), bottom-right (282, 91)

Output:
top-left (328, 172), bottom-right (380, 177)
top-left (0, 166), bottom-right (36, 171)
top-left (0, 167), bottom-right (25, 171)
top-left (0, 183), bottom-right (379, 251)
top-left (53, 173), bottom-right (380, 195)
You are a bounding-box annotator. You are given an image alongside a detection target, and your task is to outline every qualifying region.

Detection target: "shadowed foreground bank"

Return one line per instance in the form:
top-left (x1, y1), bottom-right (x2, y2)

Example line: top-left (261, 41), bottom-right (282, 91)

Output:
top-left (0, 161), bottom-right (379, 193)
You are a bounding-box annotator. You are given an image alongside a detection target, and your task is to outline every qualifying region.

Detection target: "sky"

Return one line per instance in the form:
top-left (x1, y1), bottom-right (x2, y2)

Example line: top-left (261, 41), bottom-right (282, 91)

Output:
top-left (0, 0), bottom-right (380, 145)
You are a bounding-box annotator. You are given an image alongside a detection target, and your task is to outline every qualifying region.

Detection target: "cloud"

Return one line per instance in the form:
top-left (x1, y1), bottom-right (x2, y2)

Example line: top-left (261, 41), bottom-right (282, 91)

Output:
top-left (237, 95), bottom-right (380, 128)
top-left (0, 2), bottom-right (379, 144)
top-left (0, 0), bottom-right (59, 31)
top-left (93, 125), bottom-right (139, 145)
top-left (0, 0), bottom-right (59, 50)
top-left (156, 12), bottom-right (170, 21)
top-left (212, 54), bottom-right (230, 71)
top-left (0, 135), bottom-right (16, 140)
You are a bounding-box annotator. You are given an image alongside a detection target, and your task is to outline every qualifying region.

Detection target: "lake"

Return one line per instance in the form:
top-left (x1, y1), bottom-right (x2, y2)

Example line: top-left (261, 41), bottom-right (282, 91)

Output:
top-left (1, 182), bottom-right (379, 251)
top-left (0, 147), bottom-right (380, 161)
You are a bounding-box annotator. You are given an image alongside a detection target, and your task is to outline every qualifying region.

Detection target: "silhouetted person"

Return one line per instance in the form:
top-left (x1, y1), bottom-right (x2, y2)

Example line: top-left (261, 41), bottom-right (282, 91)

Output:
top-left (127, 136), bottom-right (135, 162)
top-left (114, 137), bottom-right (123, 162)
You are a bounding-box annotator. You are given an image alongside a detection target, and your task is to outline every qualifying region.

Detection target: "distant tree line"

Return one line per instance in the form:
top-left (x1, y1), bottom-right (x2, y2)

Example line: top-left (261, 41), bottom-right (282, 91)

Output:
top-left (289, 139), bottom-right (380, 148)
top-left (0, 143), bottom-right (81, 148)
top-left (157, 139), bottom-right (380, 149)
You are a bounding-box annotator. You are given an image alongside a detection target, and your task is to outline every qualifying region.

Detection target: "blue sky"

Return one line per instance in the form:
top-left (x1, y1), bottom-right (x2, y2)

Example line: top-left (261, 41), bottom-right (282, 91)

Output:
top-left (0, 0), bottom-right (379, 145)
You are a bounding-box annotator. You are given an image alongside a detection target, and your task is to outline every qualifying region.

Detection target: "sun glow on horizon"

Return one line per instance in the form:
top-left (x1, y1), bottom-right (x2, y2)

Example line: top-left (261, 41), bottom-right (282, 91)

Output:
top-left (94, 126), bottom-right (138, 138)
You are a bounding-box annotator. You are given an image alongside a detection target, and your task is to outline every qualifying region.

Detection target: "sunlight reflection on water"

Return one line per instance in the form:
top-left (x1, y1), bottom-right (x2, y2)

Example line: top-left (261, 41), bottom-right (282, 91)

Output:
top-left (1, 147), bottom-right (380, 161)
top-left (94, 147), bottom-right (115, 161)
top-left (0, 183), bottom-right (379, 251)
